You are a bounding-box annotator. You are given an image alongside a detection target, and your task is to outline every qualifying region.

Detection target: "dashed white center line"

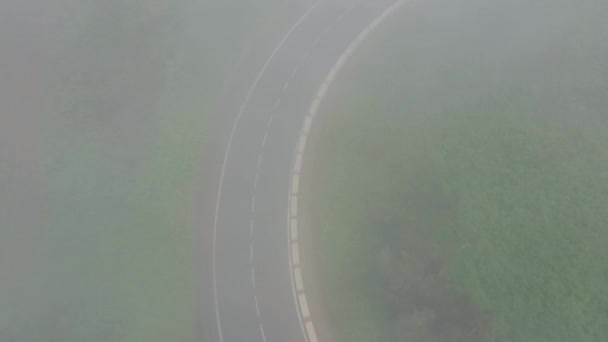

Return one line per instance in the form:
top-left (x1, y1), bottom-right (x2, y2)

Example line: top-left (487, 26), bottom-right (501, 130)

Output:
top-left (261, 132), bottom-right (269, 148)
top-left (259, 323), bottom-right (267, 342)
top-left (245, 4), bottom-right (385, 341)
top-left (301, 49), bottom-right (311, 60)
top-left (254, 295), bottom-right (261, 315)
top-left (289, 66), bottom-right (299, 81)
top-left (253, 173), bottom-right (259, 192)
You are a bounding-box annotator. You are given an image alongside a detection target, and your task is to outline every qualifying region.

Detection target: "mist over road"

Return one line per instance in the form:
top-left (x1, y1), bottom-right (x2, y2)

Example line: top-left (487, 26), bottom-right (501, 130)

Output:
top-left (205, 1), bottom-right (401, 341)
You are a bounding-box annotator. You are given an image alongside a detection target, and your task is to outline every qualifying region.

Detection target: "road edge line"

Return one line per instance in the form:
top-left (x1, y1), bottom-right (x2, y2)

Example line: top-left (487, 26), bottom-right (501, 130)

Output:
top-left (286, 1), bottom-right (407, 341)
top-left (212, 2), bottom-right (322, 341)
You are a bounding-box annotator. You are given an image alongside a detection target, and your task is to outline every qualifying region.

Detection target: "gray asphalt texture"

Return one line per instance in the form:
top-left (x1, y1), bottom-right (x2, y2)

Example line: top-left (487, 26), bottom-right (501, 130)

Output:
top-left (202, 1), bottom-right (398, 341)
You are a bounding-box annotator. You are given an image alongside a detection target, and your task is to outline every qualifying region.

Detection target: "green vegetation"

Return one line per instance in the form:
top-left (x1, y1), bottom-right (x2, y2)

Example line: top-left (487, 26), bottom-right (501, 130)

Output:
top-left (311, 0), bottom-right (608, 341)
top-left (0, 0), bottom-right (279, 340)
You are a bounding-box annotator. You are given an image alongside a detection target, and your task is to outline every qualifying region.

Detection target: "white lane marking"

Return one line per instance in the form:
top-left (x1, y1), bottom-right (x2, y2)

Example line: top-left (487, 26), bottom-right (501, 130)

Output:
top-left (311, 36), bottom-right (322, 48)
top-left (318, 82), bottom-right (329, 99)
top-left (303, 116), bottom-right (313, 134)
top-left (336, 52), bottom-right (348, 69)
top-left (292, 174), bottom-right (300, 194)
top-left (289, 66), bottom-right (299, 81)
top-left (253, 173), bottom-right (259, 192)
top-left (282, 82), bottom-right (290, 93)
top-left (257, 155), bottom-right (263, 170)
top-left (267, 116), bottom-right (273, 129)
top-left (298, 293), bottom-right (310, 319)
top-left (309, 99), bottom-right (321, 116)
top-left (274, 97), bottom-right (281, 110)
top-left (306, 321), bottom-right (319, 342)
top-left (291, 196), bottom-right (298, 217)
top-left (250, 244), bottom-right (254, 263)
top-left (255, 294), bottom-right (268, 342)
top-left (294, 267), bottom-right (304, 292)
top-left (326, 67), bottom-right (338, 84)
top-left (261, 131), bottom-right (269, 148)
top-left (287, 2), bottom-right (408, 342)
top-left (298, 135), bottom-right (307, 154)
top-left (251, 268), bottom-right (256, 288)
top-left (292, 242), bottom-right (300, 265)
top-left (291, 218), bottom-right (298, 240)
top-left (362, 26), bottom-right (372, 36)
top-left (254, 295), bottom-right (261, 315)
top-left (294, 154), bottom-right (303, 174)
top-left (317, 82), bottom-right (329, 99)
top-left (259, 324), bottom-right (267, 342)
top-left (212, 2), bottom-right (322, 339)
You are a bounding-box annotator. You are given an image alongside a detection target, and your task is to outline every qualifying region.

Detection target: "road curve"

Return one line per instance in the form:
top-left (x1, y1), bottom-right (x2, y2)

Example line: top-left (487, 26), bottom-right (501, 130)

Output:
top-left (211, 1), bottom-right (403, 341)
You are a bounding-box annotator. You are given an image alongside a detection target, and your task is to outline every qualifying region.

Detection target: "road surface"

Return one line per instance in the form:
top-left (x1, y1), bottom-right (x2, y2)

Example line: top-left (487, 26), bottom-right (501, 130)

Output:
top-left (205, 1), bottom-right (402, 341)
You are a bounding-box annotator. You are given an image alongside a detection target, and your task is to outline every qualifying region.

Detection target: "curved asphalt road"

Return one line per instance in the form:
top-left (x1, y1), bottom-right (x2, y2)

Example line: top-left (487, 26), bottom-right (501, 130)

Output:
top-left (210, 1), bottom-right (401, 341)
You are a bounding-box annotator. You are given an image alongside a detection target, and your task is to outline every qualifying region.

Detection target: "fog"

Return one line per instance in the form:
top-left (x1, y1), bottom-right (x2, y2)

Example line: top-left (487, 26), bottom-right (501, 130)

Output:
top-left (310, 0), bottom-right (608, 340)
top-left (1, 1), bottom-right (262, 340)
top-left (1, 0), bottom-right (607, 341)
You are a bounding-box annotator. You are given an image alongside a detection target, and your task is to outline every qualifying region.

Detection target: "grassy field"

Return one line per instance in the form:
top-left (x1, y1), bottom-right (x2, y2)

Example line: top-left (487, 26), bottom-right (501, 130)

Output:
top-left (0, 0), bottom-right (280, 340)
top-left (310, 0), bottom-right (608, 341)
